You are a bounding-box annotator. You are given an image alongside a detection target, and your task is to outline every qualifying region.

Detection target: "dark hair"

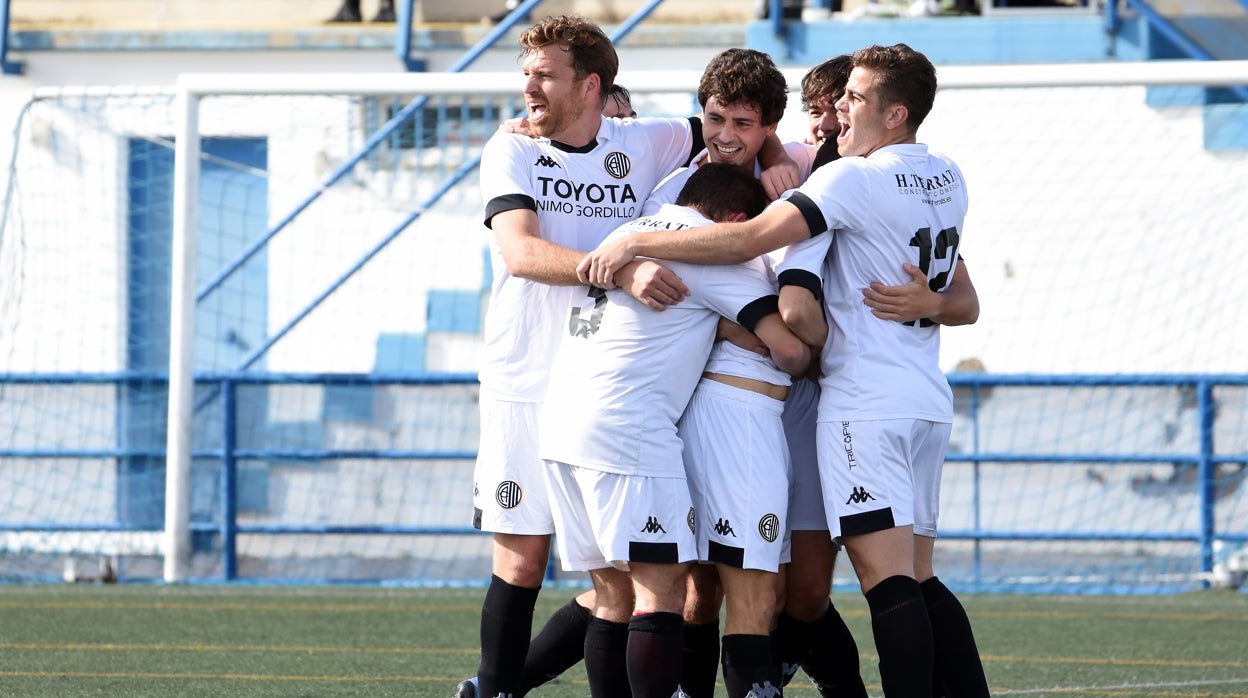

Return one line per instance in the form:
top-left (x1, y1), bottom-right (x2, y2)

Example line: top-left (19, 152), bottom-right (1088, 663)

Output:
top-left (675, 162), bottom-right (770, 222)
top-left (696, 48), bottom-right (789, 126)
top-left (851, 43), bottom-right (937, 132)
top-left (605, 84), bottom-right (636, 117)
top-left (801, 54), bottom-right (853, 111)
top-left (519, 15), bottom-right (619, 102)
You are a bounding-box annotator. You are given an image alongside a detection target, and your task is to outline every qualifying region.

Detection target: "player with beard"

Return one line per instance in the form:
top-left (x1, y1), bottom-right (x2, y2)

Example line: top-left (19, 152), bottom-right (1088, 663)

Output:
top-left (469, 15), bottom-right (705, 698)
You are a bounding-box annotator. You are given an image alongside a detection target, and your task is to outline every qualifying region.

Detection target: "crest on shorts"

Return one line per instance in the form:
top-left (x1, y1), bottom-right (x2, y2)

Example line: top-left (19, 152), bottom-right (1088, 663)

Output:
top-left (687, 507), bottom-right (696, 533)
top-left (604, 151), bottom-right (631, 179)
top-left (758, 513), bottom-right (780, 543)
top-left (495, 481), bottom-right (523, 509)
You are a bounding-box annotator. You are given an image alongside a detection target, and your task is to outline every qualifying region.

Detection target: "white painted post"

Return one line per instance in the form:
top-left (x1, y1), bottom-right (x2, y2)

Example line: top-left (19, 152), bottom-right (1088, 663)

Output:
top-left (163, 82), bottom-right (199, 583)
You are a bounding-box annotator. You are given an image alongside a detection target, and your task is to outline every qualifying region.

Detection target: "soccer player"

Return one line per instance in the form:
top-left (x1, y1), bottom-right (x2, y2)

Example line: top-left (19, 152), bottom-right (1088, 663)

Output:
top-left (603, 84), bottom-right (637, 119)
top-left (538, 161), bottom-right (811, 698)
top-left (470, 14), bottom-right (707, 698)
top-left (577, 43), bottom-right (991, 698)
top-left (636, 46), bottom-right (818, 697)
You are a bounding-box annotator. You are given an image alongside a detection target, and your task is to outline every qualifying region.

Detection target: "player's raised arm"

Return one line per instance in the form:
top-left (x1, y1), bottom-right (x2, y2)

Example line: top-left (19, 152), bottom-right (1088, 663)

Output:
top-left (577, 200), bottom-right (813, 288)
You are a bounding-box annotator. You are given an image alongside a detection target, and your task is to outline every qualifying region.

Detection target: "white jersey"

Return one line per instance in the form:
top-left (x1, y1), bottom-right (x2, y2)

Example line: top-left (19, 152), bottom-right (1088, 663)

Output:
top-left (478, 116), bottom-right (696, 402)
top-left (539, 204), bottom-right (781, 478)
top-left (775, 143), bottom-right (968, 422)
top-left (701, 250), bottom-right (791, 386)
top-left (645, 141), bottom-right (815, 386)
top-left (639, 141), bottom-right (817, 217)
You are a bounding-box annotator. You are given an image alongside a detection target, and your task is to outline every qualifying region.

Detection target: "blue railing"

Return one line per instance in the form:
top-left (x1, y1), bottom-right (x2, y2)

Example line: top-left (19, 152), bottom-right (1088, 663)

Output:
top-left (2, 371), bottom-right (1246, 589)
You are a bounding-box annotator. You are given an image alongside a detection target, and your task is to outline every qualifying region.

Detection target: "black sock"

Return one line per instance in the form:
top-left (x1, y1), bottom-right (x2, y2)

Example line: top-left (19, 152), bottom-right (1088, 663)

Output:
top-left (478, 575), bottom-right (541, 698)
top-left (584, 616), bottom-right (631, 698)
top-left (921, 577), bottom-right (989, 698)
top-left (721, 634), bottom-right (781, 698)
top-left (682, 618), bottom-right (721, 698)
top-left (803, 601), bottom-right (868, 698)
top-left (519, 598), bottom-right (591, 695)
top-left (774, 612), bottom-right (815, 687)
top-left (627, 612), bottom-right (686, 698)
top-left (864, 575), bottom-right (933, 698)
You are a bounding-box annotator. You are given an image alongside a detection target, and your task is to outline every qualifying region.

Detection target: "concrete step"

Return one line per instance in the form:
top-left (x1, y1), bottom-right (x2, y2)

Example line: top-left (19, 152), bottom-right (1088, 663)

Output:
top-left (11, 0), bottom-right (756, 29)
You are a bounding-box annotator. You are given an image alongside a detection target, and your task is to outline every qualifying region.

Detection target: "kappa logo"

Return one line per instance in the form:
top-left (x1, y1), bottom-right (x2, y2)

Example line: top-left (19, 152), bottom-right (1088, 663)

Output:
top-left (714, 518), bottom-right (736, 537)
top-left (603, 151), bottom-right (631, 179)
top-left (757, 513), bottom-right (780, 543)
top-left (495, 481), bottom-right (523, 509)
top-left (640, 516), bottom-right (667, 534)
top-left (746, 682), bottom-right (781, 698)
top-left (534, 155), bottom-right (561, 168)
top-left (845, 486), bottom-right (876, 505)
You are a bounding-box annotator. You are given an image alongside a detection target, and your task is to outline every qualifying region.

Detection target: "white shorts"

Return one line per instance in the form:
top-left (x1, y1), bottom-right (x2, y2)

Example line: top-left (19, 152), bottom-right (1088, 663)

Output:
top-left (543, 460), bottom-right (697, 572)
top-left (783, 378), bottom-right (827, 531)
top-left (471, 396), bottom-right (554, 535)
top-left (680, 379), bottom-right (791, 573)
top-left (816, 418), bottom-right (950, 540)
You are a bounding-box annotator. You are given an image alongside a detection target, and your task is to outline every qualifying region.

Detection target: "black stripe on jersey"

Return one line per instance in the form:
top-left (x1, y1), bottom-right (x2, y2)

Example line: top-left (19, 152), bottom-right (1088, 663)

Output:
top-left (484, 193), bottom-right (537, 229)
top-left (786, 191), bottom-right (830, 238)
top-left (708, 540), bottom-right (745, 569)
top-left (550, 138), bottom-right (598, 154)
top-left (737, 294), bottom-right (780, 333)
top-left (777, 269), bottom-right (823, 302)
top-left (628, 541), bottom-right (681, 564)
top-left (685, 116), bottom-right (704, 167)
top-left (840, 507), bottom-right (896, 537)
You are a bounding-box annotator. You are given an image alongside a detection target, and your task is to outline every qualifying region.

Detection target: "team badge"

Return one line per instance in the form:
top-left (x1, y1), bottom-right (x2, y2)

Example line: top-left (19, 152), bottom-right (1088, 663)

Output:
top-left (687, 507), bottom-right (696, 533)
top-left (604, 151), bottom-right (631, 179)
top-left (758, 513), bottom-right (780, 543)
top-left (495, 481), bottom-right (523, 509)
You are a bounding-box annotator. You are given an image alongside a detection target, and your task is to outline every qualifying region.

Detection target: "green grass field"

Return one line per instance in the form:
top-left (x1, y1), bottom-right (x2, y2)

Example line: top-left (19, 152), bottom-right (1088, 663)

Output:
top-left (1, 583), bottom-right (1246, 697)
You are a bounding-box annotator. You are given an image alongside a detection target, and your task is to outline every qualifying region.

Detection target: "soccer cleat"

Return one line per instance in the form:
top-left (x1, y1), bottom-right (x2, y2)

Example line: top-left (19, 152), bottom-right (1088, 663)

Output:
top-left (453, 677), bottom-right (478, 698)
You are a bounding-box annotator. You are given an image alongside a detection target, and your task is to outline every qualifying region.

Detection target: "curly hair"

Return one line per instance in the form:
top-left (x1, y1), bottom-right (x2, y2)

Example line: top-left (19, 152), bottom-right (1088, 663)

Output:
top-left (696, 48), bottom-right (789, 126)
top-left (801, 54), bottom-right (853, 112)
top-left (518, 15), bottom-right (618, 100)
top-left (851, 43), bottom-right (937, 132)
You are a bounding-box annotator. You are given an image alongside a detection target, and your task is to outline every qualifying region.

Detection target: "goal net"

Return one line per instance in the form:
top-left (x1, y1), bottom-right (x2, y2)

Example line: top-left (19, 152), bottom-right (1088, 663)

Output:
top-left (1, 62), bottom-right (1246, 590)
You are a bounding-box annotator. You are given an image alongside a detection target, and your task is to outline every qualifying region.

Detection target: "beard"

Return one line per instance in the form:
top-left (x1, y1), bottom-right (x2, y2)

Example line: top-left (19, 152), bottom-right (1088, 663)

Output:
top-left (530, 89), bottom-right (588, 140)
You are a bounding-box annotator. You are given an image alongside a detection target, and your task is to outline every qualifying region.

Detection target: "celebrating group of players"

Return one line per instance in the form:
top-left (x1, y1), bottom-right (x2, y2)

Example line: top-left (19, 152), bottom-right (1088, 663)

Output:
top-left (465, 13), bottom-right (990, 698)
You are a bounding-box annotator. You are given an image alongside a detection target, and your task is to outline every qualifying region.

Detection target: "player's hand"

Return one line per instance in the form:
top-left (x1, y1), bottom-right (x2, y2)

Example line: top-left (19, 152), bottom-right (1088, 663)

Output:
top-left (498, 117), bottom-right (534, 137)
top-left (759, 160), bottom-right (801, 201)
top-left (716, 317), bottom-right (769, 356)
top-left (577, 235), bottom-right (638, 289)
top-left (863, 262), bottom-right (936, 323)
top-left (617, 260), bottom-right (689, 311)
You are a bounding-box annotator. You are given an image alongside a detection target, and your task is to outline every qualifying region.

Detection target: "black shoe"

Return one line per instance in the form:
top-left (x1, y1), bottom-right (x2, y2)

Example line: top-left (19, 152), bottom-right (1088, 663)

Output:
top-left (372, 0), bottom-right (396, 22)
top-left (453, 677), bottom-right (478, 698)
top-left (327, 4), bottom-right (362, 22)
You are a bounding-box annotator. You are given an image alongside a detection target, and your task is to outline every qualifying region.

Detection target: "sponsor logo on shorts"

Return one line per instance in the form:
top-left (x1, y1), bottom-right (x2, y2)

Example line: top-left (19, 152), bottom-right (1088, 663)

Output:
top-left (495, 481), bottom-right (523, 509)
top-left (841, 421), bottom-right (857, 469)
top-left (603, 151), bottom-right (631, 179)
top-left (534, 155), bottom-right (561, 168)
top-left (758, 514), bottom-right (780, 543)
top-left (640, 516), bottom-right (667, 534)
top-left (687, 507), bottom-right (696, 533)
top-left (714, 518), bottom-right (737, 537)
top-left (845, 486), bottom-right (876, 505)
